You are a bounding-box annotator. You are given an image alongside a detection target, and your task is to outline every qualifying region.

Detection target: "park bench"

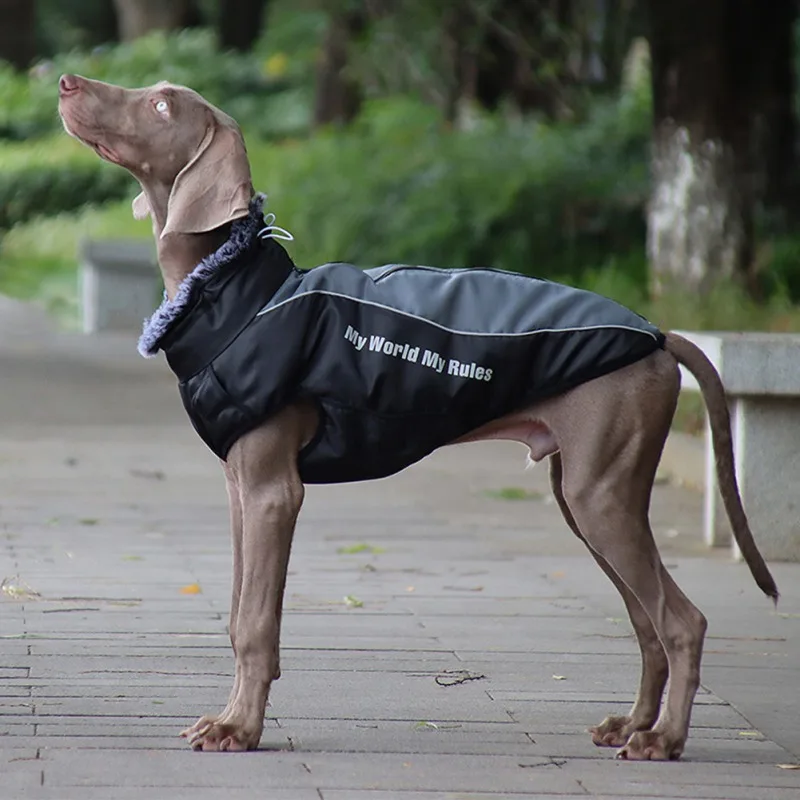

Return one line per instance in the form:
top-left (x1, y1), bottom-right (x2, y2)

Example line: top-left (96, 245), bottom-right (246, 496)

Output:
top-left (676, 331), bottom-right (800, 562)
top-left (79, 238), bottom-right (160, 334)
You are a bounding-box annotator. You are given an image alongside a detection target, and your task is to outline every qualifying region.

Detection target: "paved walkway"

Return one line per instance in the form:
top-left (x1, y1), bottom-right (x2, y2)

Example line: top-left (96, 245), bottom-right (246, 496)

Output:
top-left (0, 307), bottom-right (798, 799)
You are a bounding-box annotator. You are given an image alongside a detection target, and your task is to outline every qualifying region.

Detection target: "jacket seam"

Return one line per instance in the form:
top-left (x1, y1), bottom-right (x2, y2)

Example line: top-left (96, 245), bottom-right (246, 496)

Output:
top-left (255, 290), bottom-right (661, 341)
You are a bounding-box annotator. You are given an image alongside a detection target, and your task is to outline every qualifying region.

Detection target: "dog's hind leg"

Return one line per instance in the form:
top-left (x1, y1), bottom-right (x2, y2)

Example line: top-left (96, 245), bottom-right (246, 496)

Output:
top-left (544, 353), bottom-right (707, 760)
top-left (549, 453), bottom-right (668, 747)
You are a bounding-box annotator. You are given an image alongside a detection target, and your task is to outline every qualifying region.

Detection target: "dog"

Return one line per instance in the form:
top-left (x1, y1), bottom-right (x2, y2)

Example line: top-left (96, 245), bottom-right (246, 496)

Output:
top-left (58, 73), bottom-right (778, 759)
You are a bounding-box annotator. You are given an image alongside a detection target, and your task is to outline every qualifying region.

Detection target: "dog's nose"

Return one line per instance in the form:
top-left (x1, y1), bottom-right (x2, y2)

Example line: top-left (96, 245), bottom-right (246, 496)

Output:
top-left (58, 74), bottom-right (81, 96)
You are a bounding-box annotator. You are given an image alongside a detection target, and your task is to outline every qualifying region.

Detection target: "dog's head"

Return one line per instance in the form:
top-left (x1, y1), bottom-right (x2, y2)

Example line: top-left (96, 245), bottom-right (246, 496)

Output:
top-left (58, 74), bottom-right (252, 237)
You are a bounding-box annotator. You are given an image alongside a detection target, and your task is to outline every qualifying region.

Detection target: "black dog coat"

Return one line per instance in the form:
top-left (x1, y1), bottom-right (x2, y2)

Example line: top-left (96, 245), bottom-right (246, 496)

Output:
top-left (139, 196), bottom-right (665, 484)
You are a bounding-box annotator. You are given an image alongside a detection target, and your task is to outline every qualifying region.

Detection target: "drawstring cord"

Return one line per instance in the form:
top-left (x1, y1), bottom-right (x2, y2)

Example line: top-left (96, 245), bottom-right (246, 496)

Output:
top-left (257, 211), bottom-right (294, 243)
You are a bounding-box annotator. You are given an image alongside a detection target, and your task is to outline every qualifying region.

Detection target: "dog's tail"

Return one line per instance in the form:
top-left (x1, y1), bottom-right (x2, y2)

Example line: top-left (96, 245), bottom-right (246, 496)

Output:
top-left (664, 332), bottom-right (779, 604)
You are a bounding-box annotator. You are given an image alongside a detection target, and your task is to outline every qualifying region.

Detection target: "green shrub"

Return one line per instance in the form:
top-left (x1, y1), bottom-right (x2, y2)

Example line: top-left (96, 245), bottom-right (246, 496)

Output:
top-left (0, 89), bottom-right (653, 319)
top-left (0, 135), bottom-right (135, 229)
top-left (246, 92), bottom-right (650, 286)
top-left (756, 234), bottom-right (800, 303)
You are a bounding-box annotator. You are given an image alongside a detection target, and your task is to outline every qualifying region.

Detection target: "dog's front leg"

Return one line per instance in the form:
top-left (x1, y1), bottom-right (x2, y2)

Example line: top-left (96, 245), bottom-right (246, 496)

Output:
top-left (181, 406), bottom-right (313, 752)
top-left (180, 462), bottom-right (245, 744)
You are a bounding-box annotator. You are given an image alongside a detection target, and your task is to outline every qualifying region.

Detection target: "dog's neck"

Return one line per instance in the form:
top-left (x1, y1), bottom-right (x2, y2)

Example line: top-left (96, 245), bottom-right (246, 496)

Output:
top-left (143, 181), bottom-right (235, 298)
top-left (156, 228), bottom-right (232, 298)
top-left (137, 193), bottom-right (272, 359)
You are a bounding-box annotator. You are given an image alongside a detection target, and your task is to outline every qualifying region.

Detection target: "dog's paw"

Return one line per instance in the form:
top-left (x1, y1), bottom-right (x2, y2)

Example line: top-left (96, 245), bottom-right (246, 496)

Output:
top-left (180, 715), bottom-right (218, 741)
top-left (616, 729), bottom-right (682, 761)
top-left (180, 716), bottom-right (261, 752)
top-left (589, 715), bottom-right (635, 747)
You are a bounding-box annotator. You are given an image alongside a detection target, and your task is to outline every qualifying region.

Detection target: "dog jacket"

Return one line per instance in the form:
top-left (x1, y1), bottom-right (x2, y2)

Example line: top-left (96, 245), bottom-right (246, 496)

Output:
top-left (139, 195), bottom-right (665, 484)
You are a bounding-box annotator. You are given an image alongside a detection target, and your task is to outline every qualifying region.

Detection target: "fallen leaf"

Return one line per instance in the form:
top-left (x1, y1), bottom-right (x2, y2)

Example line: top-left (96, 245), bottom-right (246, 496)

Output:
top-left (337, 543), bottom-right (384, 555)
top-left (442, 585), bottom-right (484, 592)
top-left (180, 583), bottom-right (202, 595)
top-left (1, 576), bottom-right (41, 600)
top-left (344, 595), bottom-right (364, 608)
top-left (484, 487), bottom-right (543, 501)
top-left (130, 468), bottom-right (166, 481)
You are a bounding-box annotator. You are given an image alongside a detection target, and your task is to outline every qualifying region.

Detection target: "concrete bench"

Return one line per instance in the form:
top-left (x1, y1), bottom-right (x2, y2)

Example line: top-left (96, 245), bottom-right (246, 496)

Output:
top-left (676, 331), bottom-right (800, 562)
top-left (79, 239), bottom-right (160, 334)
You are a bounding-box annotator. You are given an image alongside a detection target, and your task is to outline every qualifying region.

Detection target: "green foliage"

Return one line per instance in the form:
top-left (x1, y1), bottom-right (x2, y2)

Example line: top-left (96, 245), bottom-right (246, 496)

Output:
top-left (4, 58), bottom-right (800, 336)
top-left (35, 0), bottom-right (120, 55)
top-left (0, 86), bottom-right (652, 320)
top-left (252, 91), bottom-right (651, 284)
top-left (645, 282), bottom-right (800, 334)
top-left (0, 136), bottom-right (135, 229)
top-left (758, 235), bottom-right (800, 303)
top-left (0, 29), bottom-right (310, 141)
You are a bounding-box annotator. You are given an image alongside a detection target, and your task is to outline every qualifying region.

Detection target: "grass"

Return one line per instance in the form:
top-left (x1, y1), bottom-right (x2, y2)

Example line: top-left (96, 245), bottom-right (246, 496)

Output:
top-left (484, 487), bottom-right (544, 501)
top-left (673, 393), bottom-right (706, 437)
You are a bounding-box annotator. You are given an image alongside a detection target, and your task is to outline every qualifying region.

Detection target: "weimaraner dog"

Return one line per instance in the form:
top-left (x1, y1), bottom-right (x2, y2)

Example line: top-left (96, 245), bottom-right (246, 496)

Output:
top-left (58, 74), bottom-right (779, 760)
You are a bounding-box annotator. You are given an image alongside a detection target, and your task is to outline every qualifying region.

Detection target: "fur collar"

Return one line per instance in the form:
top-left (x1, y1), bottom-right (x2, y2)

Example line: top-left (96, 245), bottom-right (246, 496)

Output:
top-left (138, 193), bottom-right (267, 358)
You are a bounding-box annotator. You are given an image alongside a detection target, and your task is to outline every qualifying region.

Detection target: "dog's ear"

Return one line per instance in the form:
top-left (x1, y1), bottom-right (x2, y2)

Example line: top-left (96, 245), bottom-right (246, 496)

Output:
top-left (160, 117), bottom-right (252, 238)
top-left (132, 191), bottom-right (150, 221)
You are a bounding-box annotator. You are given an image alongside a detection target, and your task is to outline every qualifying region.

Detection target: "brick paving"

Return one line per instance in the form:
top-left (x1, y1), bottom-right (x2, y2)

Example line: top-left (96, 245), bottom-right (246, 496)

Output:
top-left (0, 322), bottom-right (798, 798)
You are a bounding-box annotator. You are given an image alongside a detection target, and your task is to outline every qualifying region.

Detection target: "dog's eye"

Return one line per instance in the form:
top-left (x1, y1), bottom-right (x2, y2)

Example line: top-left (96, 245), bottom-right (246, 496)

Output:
top-left (154, 99), bottom-right (169, 114)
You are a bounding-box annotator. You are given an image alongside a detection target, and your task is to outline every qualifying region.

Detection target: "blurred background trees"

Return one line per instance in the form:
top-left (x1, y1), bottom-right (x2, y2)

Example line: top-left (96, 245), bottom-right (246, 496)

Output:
top-left (2, 0), bottom-right (800, 332)
top-left (0, 0), bottom-right (37, 69)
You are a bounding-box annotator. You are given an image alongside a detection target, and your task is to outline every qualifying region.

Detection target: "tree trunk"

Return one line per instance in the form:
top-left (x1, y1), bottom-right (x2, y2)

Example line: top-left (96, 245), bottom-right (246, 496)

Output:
top-left (599, 0), bottom-right (647, 90)
top-left (313, 8), bottom-right (366, 128)
top-left (743, 0), bottom-right (798, 209)
top-left (648, 123), bottom-right (752, 295)
top-left (112, 0), bottom-right (193, 41)
top-left (218, 0), bottom-right (270, 52)
top-left (440, 3), bottom-right (474, 124)
top-left (466, 0), bottom-right (579, 119)
top-left (0, 0), bottom-right (36, 69)
top-left (646, 0), bottom-right (779, 296)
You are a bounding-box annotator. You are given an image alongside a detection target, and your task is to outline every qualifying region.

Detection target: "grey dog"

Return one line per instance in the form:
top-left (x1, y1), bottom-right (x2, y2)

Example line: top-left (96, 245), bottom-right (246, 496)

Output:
top-left (58, 73), bottom-right (778, 759)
